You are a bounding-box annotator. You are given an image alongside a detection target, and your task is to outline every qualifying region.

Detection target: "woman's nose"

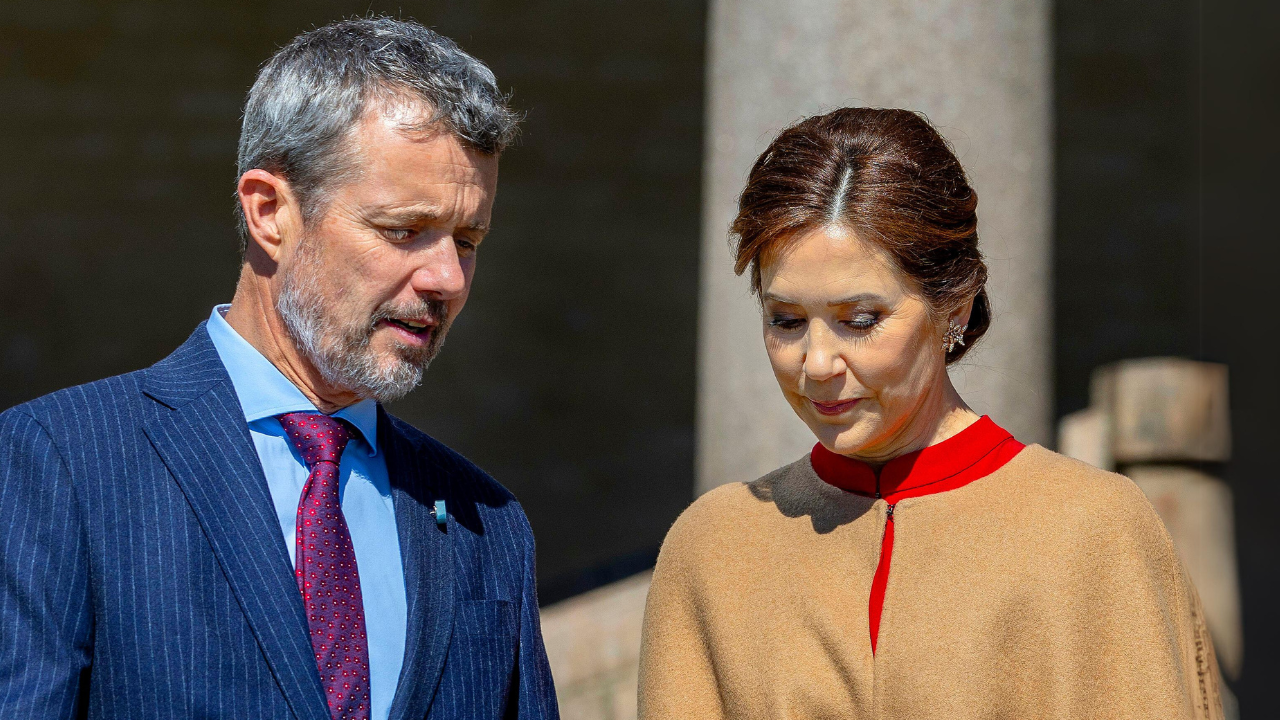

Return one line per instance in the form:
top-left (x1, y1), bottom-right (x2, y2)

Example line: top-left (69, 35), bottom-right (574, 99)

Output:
top-left (802, 324), bottom-right (847, 381)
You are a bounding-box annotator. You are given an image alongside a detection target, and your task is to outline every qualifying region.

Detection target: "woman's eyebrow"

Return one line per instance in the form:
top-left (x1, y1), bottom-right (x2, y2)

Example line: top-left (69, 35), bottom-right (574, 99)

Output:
top-left (827, 293), bottom-right (885, 307)
top-left (757, 289), bottom-right (880, 303)
top-left (761, 292), bottom-right (887, 306)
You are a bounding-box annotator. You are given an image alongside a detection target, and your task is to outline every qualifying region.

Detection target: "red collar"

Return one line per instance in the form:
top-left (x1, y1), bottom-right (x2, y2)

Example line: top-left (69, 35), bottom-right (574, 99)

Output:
top-left (810, 416), bottom-right (1024, 503)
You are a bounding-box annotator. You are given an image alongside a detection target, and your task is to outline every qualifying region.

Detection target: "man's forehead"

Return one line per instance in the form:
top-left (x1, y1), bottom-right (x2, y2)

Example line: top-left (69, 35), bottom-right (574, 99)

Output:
top-left (359, 113), bottom-right (497, 175)
top-left (336, 108), bottom-right (499, 222)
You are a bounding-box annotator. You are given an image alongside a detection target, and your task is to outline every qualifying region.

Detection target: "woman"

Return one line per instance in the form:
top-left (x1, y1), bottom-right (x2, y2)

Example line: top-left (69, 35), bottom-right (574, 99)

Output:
top-left (637, 108), bottom-right (1223, 719)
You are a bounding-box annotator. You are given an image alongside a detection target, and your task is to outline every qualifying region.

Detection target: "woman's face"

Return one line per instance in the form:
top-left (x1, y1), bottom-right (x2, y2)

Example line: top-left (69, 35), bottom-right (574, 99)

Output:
top-left (759, 225), bottom-right (952, 459)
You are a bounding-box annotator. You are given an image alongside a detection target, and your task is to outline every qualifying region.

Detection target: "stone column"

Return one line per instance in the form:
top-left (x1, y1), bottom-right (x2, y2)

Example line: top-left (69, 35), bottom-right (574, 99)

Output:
top-left (697, 0), bottom-right (1054, 494)
top-left (1061, 358), bottom-right (1243, 681)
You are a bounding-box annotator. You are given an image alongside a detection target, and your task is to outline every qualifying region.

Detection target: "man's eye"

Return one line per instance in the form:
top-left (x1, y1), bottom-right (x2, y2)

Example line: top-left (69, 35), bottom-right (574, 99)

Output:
top-left (768, 316), bottom-right (805, 330)
top-left (455, 237), bottom-right (477, 253)
top-left (384, 228), bottom-right (414, 242)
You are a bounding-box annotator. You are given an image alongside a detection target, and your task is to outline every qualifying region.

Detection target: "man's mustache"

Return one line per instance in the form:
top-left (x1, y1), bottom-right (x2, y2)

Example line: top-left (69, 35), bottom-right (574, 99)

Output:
top-left (370, 299), bottom-right (449, 327)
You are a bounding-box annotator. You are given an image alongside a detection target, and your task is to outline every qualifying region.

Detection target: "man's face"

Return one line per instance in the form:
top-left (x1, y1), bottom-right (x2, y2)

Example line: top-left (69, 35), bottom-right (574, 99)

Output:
top-left (275, 107), bottom-right (499, 402)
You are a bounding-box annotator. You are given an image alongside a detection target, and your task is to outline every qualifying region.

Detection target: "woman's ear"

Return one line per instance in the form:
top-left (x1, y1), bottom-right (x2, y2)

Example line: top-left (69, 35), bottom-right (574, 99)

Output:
top-left (950, 295), bottom-right (976, 329)
top-left (237, 169), bottom-right (299, 263)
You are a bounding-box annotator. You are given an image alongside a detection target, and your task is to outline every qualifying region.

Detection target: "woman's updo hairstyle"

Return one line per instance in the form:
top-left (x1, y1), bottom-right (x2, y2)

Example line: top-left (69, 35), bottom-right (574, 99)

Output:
top-left (731, 107), bottom-right (990, 364)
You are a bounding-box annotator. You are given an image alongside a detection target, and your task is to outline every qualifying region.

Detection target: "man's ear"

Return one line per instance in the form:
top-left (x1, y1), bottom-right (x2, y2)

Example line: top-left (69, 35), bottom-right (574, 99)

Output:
top-left (237, 169), bottom-right (299, 262)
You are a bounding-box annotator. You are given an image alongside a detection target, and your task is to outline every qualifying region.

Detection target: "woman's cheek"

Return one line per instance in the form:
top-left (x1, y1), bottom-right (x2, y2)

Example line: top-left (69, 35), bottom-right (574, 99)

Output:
top-left (764, 334), bottom-right (802, 383)
top-left (849, 336), bottom-right (921, 413)
top-left (846, 342), bottom-right (899, 392)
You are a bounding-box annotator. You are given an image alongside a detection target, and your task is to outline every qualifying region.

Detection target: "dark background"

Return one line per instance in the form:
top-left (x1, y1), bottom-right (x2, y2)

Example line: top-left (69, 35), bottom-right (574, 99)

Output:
top-left (1057, 0), bottom-right (1278, 713)
top-left (1202, 0), bottom-right (1277, 713)
top-left (3, 0), bottom-right (1276, 714)
top-left (0, 0), bottom-right (706, 604)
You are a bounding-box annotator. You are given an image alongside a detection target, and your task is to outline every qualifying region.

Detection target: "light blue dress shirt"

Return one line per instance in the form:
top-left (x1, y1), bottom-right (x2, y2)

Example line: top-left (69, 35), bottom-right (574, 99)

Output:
top-left (206, 305), bottom-right (406, 720)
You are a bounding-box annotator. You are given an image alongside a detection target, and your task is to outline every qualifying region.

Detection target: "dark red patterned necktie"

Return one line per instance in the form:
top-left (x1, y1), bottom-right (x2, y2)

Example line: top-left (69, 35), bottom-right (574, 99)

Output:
top-left (279, 412), bottom-right (371, 720)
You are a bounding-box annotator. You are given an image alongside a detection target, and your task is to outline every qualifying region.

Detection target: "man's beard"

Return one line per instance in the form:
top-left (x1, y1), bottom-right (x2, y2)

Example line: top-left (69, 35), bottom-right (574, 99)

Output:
top-left (276, 244), bottom-right (451, 403)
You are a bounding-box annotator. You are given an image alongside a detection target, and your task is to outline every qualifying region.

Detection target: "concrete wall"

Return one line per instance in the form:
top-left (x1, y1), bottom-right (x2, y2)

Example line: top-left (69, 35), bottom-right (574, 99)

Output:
top-left (540, 572), bottom-right (650, 720)
top-left (696, 0), bottom-right (1054, 493)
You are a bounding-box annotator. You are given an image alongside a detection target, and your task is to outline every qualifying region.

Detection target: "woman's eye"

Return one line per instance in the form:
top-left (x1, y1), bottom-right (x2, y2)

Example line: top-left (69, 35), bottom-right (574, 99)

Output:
top-left (843, 313), bottom-right (880, 331)
top-left (768, 316), bottom-right (806, 330)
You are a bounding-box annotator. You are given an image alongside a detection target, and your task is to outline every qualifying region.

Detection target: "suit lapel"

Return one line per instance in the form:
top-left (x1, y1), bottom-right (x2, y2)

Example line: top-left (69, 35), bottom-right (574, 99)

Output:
top-left (382, 412), bottom-right (456, 720)
top-left (140, 326), bottom-right (329, 720)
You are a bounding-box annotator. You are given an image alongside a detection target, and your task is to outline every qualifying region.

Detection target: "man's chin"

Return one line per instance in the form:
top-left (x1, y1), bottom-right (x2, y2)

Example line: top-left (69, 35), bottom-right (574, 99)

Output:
top-left (345, 359), bottom-right (425, 403)
top-left (379, 342), bottom-right (439, 371)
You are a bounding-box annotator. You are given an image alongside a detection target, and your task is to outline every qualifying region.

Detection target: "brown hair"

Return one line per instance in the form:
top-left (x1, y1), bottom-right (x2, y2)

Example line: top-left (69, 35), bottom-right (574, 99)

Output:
top-left (731, 107), bottom-right (989, 363)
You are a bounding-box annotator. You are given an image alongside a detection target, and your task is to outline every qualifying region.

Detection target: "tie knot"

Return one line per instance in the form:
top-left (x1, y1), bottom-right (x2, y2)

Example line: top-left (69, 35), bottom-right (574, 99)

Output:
top-left (278, 412), bottom-right (355, 468)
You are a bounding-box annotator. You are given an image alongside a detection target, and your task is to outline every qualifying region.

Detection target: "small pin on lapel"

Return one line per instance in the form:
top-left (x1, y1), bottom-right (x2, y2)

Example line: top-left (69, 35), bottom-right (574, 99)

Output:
top-left (434, 499), bottom-right (447, 529)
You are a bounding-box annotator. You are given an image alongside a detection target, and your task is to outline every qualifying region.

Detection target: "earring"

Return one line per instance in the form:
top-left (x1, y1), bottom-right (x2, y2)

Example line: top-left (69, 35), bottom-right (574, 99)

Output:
top-left (942, 322), bottom-right (967, 353)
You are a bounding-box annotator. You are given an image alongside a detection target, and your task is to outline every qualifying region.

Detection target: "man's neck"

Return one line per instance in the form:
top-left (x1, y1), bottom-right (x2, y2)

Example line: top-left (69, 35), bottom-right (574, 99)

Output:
top-left (223, 267), bottom-right (358, 414)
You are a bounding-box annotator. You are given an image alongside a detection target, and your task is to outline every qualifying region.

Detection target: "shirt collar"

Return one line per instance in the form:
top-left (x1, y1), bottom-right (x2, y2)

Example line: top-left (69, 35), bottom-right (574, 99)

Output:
top-left (810, 416), bottom-right (1021, 500)
top-left (205, 304), bottom-right (379, 455)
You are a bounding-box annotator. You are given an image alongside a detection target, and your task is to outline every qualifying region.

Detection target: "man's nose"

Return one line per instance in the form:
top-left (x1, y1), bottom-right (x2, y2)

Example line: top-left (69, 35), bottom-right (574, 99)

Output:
top-left (409, 237), bottom-right (469, 300)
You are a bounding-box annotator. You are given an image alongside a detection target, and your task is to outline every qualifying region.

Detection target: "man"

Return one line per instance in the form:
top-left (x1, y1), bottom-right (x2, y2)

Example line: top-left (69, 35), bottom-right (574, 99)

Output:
top-left (0, 18), bottom-right (557, 720)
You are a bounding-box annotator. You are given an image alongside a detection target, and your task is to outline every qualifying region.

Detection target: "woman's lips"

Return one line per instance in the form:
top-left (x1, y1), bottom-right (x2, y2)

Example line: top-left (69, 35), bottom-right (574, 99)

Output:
top-left (809, 398), bottom-right (861, 416)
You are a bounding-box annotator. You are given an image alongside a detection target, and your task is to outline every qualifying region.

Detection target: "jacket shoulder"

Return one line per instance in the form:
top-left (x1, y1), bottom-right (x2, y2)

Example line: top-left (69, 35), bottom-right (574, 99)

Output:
top-left (7, 323), bottom-right (224, 428)
top-left (657, 458), bottom-right (812, 565)
top-left (1001, 445), bottom-right (1173, 549)
top-left (673, 467), bottom-right (782, 530)
top-left (1, 370), bottom-right (149, 434)
top-left (382, 412), bottom-right (522, 510)
top-left (1009, 445), bottom-right (1152, 507)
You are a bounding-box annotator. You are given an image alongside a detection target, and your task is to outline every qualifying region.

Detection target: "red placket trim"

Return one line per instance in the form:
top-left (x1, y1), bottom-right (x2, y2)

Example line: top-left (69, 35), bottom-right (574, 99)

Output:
top-left (868, 505), bottom-right (896, 654)
top-left (809, 416), bottom-right (1025, 655)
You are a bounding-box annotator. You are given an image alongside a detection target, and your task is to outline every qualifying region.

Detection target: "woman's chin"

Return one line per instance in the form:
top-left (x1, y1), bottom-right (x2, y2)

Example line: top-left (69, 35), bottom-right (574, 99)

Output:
top-left (805, 417), bottom-right (880, 457)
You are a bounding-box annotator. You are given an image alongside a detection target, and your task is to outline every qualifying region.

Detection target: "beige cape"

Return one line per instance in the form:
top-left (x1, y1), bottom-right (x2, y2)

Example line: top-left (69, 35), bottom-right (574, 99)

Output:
top-left (638, 446), bottom-right (1223, 719)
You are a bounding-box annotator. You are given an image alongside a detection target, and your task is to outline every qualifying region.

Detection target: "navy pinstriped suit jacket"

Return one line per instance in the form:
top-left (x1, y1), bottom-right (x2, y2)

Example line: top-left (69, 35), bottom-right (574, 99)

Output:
top-left (0, 325), bottom-right (559, 719)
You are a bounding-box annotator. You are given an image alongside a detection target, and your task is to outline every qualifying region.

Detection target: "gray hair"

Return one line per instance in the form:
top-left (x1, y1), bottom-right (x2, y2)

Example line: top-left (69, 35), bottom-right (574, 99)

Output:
top-left (235, 16), bottom-right (519, 249)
